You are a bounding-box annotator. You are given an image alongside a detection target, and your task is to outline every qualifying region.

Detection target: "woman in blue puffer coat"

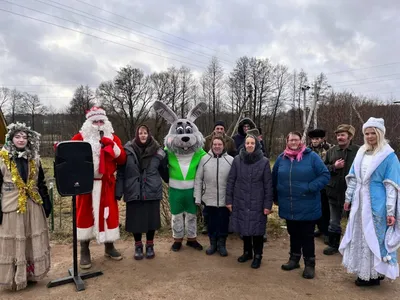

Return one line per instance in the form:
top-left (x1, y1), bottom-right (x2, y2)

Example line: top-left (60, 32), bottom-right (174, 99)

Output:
top-left (272, 131), bottom-right (330, 280)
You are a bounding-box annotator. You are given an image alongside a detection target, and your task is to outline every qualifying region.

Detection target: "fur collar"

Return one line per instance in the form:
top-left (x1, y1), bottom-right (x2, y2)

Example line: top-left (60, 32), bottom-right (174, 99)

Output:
top-left (239, 148), bottom-right (264, 164)
top-left (353, 144), bottom-right (394, 182)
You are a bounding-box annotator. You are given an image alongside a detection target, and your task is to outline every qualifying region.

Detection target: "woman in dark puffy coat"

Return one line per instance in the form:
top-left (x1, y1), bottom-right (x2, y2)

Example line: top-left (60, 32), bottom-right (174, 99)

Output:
top-left (226, 132), bottom-right (273, 269)
top-left (272, 131), bottom-right (330, 279)
top-left (116, 125), bottom-right (168, 260)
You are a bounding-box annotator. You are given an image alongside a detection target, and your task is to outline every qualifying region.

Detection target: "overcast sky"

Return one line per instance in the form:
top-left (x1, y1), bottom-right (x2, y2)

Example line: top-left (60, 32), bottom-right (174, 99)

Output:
top-left (1, 0), bottom-right (400, 110)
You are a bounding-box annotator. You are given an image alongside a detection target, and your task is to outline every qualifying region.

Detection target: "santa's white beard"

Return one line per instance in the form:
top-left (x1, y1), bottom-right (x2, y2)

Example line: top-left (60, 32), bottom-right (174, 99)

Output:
top-left (80, 120), bottom-right (114, 178)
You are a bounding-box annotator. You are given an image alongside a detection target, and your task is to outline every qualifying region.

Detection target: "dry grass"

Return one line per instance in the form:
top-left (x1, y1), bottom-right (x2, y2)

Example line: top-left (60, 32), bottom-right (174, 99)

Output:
top-left (41, 157), bottom-right (290, 244)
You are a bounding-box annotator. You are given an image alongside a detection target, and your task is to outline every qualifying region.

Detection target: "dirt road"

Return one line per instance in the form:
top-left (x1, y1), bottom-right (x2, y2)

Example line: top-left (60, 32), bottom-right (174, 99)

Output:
top-left (1, 235), bottom-right (399, 300)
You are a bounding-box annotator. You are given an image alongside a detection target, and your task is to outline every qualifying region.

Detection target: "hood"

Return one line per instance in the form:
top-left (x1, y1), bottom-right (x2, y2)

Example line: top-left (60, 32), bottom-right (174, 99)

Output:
top-left (238, 118), bottom-right (256, 136)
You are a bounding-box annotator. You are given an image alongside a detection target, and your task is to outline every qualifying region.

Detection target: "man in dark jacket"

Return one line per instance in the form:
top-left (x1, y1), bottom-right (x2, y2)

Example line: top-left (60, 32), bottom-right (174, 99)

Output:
top-left (323, 124), bottom-right (359, 255)
top-left (204, 120), bottom-right (236, 157)
top-left (233, 118), bottom-right (267, 157)
top-left (308, 129), bottom-right (332, 244)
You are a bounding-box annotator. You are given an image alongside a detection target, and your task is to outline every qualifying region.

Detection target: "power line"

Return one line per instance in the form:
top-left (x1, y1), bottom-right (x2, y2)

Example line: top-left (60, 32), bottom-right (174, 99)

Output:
top-left (0, 8), bottom-right (206, 69)
top-left (334, 76), bottom-right (400, 88)
top-left (74, 0), bottom-right (233, 57)
top-left (331, 72), bottom-right (400, 85)
top-left (33, 0), bottom-right (234, 65)
top-left (325, 61), bottom-right (400, 75)
top-left (5, 1), bottom-right (210, 67)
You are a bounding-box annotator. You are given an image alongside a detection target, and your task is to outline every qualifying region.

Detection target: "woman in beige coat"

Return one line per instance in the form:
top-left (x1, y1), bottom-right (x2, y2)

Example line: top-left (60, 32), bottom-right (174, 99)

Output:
top-left (0, 122), bottom-right (51, 291)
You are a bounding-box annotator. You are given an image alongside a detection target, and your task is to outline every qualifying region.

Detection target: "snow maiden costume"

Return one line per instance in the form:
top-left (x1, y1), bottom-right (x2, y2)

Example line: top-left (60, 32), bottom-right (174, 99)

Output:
top-left (339, 117), bottom-right (400, 286)
top-left (153, 100), bottom-right (207, 252)
top-left (0, 123), bottom-right (51, 291)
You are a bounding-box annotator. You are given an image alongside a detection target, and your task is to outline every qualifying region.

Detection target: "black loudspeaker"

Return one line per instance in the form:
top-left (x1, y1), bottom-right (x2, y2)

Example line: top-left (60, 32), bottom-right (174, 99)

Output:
top-left (54, 141), bottom-right (94, 196)
top-left (48, 141), bottom-right (102, 291)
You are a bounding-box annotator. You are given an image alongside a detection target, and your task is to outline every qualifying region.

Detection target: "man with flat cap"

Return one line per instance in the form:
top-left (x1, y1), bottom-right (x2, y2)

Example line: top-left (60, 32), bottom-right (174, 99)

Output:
top-left (308, 129), bottom-right (332, 244)
top-left (323, 124), bottom-right (359, 256)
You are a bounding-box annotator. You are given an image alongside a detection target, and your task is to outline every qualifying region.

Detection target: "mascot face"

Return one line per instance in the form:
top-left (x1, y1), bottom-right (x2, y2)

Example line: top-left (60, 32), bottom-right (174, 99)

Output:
top-left (153, 101), bottom-right (207, 155)
top-left (165, 119), bottom-right (204, 155)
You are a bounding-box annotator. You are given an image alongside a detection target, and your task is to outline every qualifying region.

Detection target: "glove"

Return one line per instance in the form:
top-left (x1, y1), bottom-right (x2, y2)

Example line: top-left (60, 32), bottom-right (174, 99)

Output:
top-left (101, 137), bottom-right (114, 146)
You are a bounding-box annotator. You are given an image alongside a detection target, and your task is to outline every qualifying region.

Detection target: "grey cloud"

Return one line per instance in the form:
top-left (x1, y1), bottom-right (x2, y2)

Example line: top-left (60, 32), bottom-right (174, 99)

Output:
top-left (0, 0), bottom-right (400, 110)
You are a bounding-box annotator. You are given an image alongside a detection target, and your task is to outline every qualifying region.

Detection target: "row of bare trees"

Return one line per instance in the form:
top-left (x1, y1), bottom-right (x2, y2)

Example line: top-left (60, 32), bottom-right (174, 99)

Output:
top-left (1, 56), bottom-right (399, 156)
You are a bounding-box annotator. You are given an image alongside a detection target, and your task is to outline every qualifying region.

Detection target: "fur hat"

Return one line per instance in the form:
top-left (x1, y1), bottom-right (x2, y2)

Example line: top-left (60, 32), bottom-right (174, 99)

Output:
top-left (362, 117), bottom-right (386, 134)
top-left (3, 122), bottom-right (41, 159)
top-left (246, 128), bottom-right (260, 137)
top-left (308, 129), bottom-right (326, 138)
top-left (334, 124), bottom-right (355, 136)
top-left (214, 120), bottom-right (225, 129)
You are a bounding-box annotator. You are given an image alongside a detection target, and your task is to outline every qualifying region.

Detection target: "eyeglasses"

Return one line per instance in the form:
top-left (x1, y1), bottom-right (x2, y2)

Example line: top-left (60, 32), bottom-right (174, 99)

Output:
top-left (92, 120), bottom-right (105, 125)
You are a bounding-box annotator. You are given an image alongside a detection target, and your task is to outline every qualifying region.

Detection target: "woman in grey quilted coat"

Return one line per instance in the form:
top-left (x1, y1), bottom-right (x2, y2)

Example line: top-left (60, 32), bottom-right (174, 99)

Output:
top-left (194, 136), bottom-right (233, 256)
top-left (226, 133), bottom-right (273, 269)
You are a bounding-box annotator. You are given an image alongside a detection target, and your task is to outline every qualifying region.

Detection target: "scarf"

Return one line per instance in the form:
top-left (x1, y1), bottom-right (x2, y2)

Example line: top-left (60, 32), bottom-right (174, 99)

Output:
top-left (132, 137), bottom-right (159, 171)
top-left (283, 143), bottom-right (306, 162)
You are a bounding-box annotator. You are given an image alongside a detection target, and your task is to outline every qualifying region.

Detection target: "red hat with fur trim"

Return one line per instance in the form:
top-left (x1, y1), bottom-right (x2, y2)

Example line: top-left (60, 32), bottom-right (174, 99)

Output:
top-left (86, 106), bottom-right (107, 121)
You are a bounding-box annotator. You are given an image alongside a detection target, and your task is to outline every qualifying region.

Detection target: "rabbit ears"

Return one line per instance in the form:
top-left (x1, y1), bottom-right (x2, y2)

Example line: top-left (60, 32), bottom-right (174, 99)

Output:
top-left (153, 101), bottom-right (207, 124)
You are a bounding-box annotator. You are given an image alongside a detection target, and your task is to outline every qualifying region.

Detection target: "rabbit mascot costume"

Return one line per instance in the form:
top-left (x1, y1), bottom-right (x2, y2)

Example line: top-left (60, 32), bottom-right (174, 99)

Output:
top-left (153, 101), bottom-right (207, 252)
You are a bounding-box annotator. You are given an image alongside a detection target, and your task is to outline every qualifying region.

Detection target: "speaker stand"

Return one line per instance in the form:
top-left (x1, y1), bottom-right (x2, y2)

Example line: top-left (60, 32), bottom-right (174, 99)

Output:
top-left (47, 183), bottom-right (103, 291)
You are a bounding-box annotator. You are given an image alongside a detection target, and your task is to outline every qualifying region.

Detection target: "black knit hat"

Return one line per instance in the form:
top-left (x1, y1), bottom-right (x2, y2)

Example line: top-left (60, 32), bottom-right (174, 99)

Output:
top-left (308, 129), bottom-right (326, 138)
top-left (214, 120), bottom-right (225, 129)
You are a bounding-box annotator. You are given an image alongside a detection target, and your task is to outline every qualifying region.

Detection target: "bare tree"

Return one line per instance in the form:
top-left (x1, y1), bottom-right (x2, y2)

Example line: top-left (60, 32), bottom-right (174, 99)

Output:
top-left (0, 87), bottom-right (10, 111)
top-left (21, 93), bottom-right (47, 130)
top-left (201, 57), bottom-right (225, 123)
top-left (68, 85), bottom-right (96, 121)
top-left (7, 89), bottom-right (23, 123)
top-left (267, 64), bottom-right (291, 154)
top-left (97, 65), bottom-right (153, 140)
top-left (178, 66), bottom-right (197, 118)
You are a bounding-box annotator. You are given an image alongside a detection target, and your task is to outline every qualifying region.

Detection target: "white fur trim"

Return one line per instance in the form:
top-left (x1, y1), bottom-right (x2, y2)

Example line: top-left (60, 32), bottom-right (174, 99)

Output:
top-left (77, 227), bottom-right (95, 241)
top-left (104, 207), bottom-right (109, 219)
top-left (86, 107), bottom-right (107, 120)
top-left (87, 114), bottom-right (108, 122)
top-left (340, 145), bottom-right (400, 280)
top-left (363, 117), bottom-right (386, 134)
top-left (100, 223), bottom-right (120, 243)
top-left (92, 180), bottom-right (102, 242)
top-left (113, 143), bottom-right (121, 158)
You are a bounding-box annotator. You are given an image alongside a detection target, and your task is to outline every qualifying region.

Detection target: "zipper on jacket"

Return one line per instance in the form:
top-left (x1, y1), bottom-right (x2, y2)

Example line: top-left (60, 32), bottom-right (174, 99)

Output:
top-left (289, 161), bottom-right (293, 219)
top-left (216, 156), bottom-right (219, 207)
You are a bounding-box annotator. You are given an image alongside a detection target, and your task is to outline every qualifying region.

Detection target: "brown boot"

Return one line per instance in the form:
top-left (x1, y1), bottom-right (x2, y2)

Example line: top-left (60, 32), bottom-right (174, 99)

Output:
top-left (104, 242), bottom-right (122, 260)
top-left (80, 240), bottom-right (92, 269)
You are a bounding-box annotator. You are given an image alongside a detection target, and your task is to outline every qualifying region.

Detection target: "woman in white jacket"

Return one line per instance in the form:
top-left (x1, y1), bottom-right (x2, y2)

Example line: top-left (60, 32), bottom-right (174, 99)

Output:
top-left (194, 136), bottom-right (234, 256)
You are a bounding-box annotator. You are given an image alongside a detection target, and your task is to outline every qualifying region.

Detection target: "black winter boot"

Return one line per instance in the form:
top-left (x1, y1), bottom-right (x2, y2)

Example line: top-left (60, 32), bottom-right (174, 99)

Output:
top-left (80, 240), bottom-right (91, 269)
top-left (186, 240), bottom-right (203, 250)
top-left (206, 238), bottom-right (218, 255)
top-left (281, 253), bottom-right (301, 271)
top-left (105, 242), bottom-right (122, 260)
top-left (145, 242), bottom-right (155, 259)
top-left (251, 254), bottom-right (262, 269)
top-left (238, 251), bottom-right (253, 263)
top-left (134, 243), bottom-right (144, 260)
top-left (217, 237), bottom-right (228, 257)
top-left (355, 277), bottom-right (380, 286)
top-left (302, 257), bottom-right (316, 279)
top-left (323, 233), bottom-right (340, 255)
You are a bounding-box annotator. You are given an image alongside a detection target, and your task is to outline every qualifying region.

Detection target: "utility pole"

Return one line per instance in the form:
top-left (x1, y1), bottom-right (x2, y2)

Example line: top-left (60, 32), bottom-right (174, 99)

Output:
top-left (313, 85), bottom-right (320, 129)
top-left (301, 85), bottom-right (310, 129)
top-left (313, 101), bottom-right (318, 128)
